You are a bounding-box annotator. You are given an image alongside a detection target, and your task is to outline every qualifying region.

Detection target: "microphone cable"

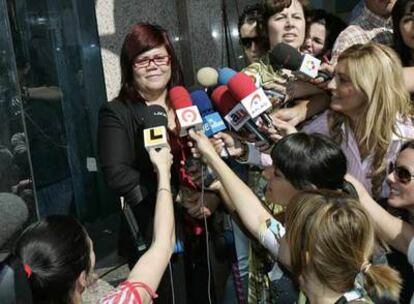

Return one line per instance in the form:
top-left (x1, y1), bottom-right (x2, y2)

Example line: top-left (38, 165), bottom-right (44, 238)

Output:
top-left (168, 261), bottom-right (175, 304)
top-left (200, 163), bottom-right (213, 304)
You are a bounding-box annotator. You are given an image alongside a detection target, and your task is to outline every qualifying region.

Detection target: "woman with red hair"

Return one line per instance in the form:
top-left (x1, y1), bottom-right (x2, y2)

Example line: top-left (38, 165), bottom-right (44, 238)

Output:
top-left (98, 23), bottom-right (217, 303)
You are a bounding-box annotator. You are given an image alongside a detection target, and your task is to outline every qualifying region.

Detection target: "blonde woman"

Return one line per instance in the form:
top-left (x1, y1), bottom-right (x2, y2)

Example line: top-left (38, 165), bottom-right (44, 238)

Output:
top-left (188, 129), bottom-right (401, 303)
top-left (269, 43), bottom-right (414, 199)
top-left (346, 141), bottom-right (414, 303)
top-left (286, 190), bottom-right (401, 303)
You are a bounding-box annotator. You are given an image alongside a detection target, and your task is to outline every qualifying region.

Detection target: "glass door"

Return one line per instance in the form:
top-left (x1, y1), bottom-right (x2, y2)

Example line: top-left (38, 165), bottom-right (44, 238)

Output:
top-left (5, 0), bottom-right (115, 221)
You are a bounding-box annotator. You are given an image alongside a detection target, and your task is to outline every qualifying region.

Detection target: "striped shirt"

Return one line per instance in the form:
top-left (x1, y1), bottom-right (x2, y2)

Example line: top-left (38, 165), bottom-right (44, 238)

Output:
top-left (302, 111), bottom-right (414, 197)
top-left (330, 5), bottom-right (393, 65)
top-left (98, 281), bottom-right (158, 304)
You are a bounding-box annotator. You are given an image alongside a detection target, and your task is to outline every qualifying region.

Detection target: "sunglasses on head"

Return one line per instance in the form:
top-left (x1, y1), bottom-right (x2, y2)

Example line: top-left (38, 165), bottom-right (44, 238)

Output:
top-left (389, 162), bottom-right (414, 184)
top-left (240, 37), bottom-right (263, 49)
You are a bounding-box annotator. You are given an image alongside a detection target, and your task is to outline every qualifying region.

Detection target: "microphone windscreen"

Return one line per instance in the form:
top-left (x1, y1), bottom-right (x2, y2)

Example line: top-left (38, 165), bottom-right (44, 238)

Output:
top-left (0, 193), bottom-right (28, 249)
top-left (218, 68), bottom-right (237, 85)
top-left (269, 43), bottom-right (302, 70)
top-left (169, 86), bottom-right (192, 110)
top-left (143, 105), bottom-right (168, 129)
top-left (227, 72), bottom-right (257, 101)
top-left (191, 90), bottom-right (213, 114)
top-left (211, 85), bottom-right (238, 115)
top-left (197, 67), bottom-right (218, 87)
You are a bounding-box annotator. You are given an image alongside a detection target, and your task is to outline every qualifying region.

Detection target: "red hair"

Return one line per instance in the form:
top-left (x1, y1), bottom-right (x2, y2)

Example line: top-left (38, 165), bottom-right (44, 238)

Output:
top-left (118, 23), bottom-right (183, 103)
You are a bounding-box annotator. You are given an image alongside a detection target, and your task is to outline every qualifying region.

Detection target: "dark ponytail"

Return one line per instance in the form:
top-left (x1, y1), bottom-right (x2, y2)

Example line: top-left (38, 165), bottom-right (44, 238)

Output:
top-left (14, 215), bottom-right (91, 303)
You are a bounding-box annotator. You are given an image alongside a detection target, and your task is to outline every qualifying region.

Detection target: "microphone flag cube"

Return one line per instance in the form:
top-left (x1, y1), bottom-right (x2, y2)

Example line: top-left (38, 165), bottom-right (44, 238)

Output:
top-left (176, 105), bottom-right (203, 136)
top-left (240, 88), bottom-right (272, 119)
top-left (202, 112), bottom-right (227, 137)
top-left (299, 54), bottom-right (321, 78)
top-left (144, 126), bottom-right (168, 150)
top-left (224, 103), bottom-right (250, 131)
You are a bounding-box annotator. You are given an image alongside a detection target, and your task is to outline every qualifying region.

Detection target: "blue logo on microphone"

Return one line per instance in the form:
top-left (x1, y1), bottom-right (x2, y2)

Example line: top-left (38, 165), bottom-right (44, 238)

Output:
top-left (202, 112), bottom-right (226, 137)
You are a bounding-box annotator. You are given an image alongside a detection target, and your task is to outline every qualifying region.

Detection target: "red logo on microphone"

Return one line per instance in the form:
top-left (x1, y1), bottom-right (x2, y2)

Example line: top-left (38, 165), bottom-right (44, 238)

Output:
top-left (181, 108), bottom-right (198, 123)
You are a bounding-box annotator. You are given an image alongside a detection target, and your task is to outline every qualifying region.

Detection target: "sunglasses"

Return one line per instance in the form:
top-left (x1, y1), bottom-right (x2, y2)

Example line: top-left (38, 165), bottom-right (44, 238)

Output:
top-left (389, 162), bottom-right (414, 184)
top-left (240, 37), bottom-right (263, 49)
top-left (133, 55), bottom-right (171, 69)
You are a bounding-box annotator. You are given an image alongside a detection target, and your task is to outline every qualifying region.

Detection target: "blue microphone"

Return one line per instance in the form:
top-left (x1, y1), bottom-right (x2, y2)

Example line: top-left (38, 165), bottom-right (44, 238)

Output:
top-left (191, 90), bottom-right (227, 138)
top-left (218, 68), bottom-right (237, 85)
top-left (191, 90), bottom-right (228, 187)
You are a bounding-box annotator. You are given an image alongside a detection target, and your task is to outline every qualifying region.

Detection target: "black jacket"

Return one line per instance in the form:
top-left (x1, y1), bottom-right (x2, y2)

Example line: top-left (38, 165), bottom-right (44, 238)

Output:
top-left (97, 98), bottom-right (179, 207)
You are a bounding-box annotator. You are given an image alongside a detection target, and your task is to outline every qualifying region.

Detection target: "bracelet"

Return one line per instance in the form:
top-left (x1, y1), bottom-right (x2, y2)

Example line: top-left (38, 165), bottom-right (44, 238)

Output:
top-left (158, 188), bottom-right (171, 193)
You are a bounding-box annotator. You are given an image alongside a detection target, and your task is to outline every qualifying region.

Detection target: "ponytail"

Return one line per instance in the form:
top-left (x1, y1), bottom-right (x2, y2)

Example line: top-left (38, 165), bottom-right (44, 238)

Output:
top-left (363, 264), bottom-right (401, 300)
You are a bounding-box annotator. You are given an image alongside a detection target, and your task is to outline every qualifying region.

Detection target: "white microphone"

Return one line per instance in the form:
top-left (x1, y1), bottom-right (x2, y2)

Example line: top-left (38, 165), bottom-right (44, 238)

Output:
top-left (169, 86), bottom-right (203, 137)
top-left (227, 72), bottom-right (273, 127)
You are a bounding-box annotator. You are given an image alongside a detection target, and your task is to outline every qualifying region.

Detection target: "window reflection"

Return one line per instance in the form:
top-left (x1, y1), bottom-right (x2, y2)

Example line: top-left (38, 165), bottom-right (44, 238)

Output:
top-left (3, 0), bottom-right (110, 222)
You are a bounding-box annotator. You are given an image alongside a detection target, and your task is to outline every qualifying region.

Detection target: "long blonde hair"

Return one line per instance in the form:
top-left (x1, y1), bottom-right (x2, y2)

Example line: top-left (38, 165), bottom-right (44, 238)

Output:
top-left (330, 43), bottom-right (413, 198)
top-left (285, 190), bottom-right (401, 299)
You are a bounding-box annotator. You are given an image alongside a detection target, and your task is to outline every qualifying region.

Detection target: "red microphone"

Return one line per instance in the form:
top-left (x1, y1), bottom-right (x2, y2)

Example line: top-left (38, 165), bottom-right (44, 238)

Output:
top-left (169, 86), bottom-right (203, 137)
top-left (211, 86), bottom-right (235, 113)
top-left (227, 72), bottom-right (273, 127)
top-left (211, 85), bottom-right (269, 143)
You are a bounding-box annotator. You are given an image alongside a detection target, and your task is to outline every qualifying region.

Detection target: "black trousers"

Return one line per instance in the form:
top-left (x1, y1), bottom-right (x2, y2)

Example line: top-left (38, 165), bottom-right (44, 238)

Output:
top-left (118, 199), bottom-right (187, 304)
top-left (118, 199), bottom-right (232, 304)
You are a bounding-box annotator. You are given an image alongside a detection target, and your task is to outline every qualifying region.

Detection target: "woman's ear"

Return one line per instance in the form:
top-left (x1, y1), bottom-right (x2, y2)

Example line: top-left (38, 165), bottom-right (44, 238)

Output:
top-left (76, 270), bottom-right (88, 291)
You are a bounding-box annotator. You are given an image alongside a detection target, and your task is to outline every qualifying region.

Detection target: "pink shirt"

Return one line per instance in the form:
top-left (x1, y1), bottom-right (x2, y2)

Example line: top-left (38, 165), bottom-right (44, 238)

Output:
top-left (302, 111), bottom-right (414, 197)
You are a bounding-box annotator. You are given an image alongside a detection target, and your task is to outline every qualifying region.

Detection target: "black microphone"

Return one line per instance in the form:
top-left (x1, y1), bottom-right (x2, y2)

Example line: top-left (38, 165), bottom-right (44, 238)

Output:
top-left (0, 193), bottom-right (29, 250)
top-left (269, 43), bottom-right (332, 81)
top-left (143, 105), bottom-right (169, 151)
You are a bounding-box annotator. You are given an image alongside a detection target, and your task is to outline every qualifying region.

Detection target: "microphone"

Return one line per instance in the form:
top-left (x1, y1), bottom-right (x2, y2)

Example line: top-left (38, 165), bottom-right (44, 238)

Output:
top-left (269, 43), bottom-right (331, 80)
top-left (143, 105), bottom-right (169, 151)
top-left (0, 193), bottom-right (29, 250)
top-left (227, 72), bottom-right (274, 127)
top-left (196, 67), bottom-right (218, 88)
top-left (191, 90), bottom-right (228, 160)
top-left (217, 67), bottom-right (237, 85)
top-left (190, 90), bottom-right (225, 185)
top-left (191, 90), bottom-right (227, 137)
top-left (169, 86), bottom-right (203, 137)
top-left (211, 85), bottom-right (270, 143)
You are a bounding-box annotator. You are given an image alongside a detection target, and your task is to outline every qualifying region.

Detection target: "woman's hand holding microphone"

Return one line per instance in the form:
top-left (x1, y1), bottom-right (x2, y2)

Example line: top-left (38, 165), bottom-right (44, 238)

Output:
top-left (149, 146), bottom-right (173, 179)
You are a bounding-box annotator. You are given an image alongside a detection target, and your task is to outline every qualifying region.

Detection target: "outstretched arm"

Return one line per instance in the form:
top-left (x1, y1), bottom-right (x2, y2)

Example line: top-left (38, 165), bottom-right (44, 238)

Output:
top-left (127, 146), bottom-right (175, 303)
top-left (188, 129), bottom-right (272, 240)
top-left (346, 174), bottom-right (414, 255)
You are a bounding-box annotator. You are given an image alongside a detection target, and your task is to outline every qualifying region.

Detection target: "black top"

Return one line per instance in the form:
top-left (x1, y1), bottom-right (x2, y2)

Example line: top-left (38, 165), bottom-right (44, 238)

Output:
top-left (97, 98), bottom-right (179, 206)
